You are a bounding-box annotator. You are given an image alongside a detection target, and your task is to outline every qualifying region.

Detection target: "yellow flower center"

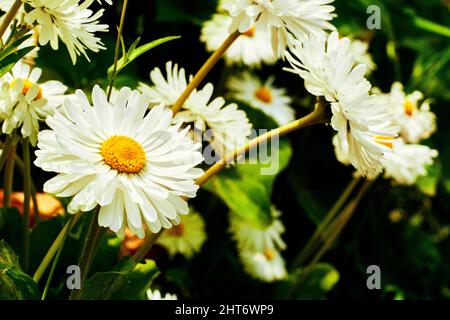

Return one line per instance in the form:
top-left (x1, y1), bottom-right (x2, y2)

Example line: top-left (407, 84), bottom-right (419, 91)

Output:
top-left (263, 249), bottom-right (275, 261)
top-left (10, 79), bottom-right (43, 100)
top-left (167, 223), bottom-right (185, 237)
top-left (242, 26), bottom-right (256, 37)
top-left (255, 87), bottom-right (273, 103)
top-left (403, 99), bottom-right (416, 116)
top-left (374, 135), bottom-right (394, 149)
top-left (101, 135), bottom-right (146, 174)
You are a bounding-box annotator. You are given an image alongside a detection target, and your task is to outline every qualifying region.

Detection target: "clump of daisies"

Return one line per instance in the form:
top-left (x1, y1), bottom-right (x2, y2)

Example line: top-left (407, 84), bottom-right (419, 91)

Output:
top-left (371, 83), bottom-right (438, 186)
top-left (229, 207), bottom-right (287, 282)
top-left (200, 13), bottom-right (276, 68)
top-left (156, 208), bottom-right (207, 259)
top-left (226, 71), bottom-right (295, 125)
top-left (0, 61), bottom-right (68, 145)
top-left (285, 31), bottom-right (399, 178)
top-left (34, 86), bottom-right (204, 238)
top-left (23, 0), bottom-right (109, 64)
top-left (139, 61), bottom-right (252, 158)
top-left (222, 0), bottom-right (336, 57)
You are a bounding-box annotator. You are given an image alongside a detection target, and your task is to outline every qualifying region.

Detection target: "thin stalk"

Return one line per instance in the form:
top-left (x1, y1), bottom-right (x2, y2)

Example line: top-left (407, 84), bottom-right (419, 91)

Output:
top-left (70, 209), bottom-right (103, 300)
top-left (3, 143), bottom-right (16, 207)
top-left (171, 31), bottom-right (240, 114)
top-left (135, 99), bottom-right (330, 262)
top-left (291, 176), bottom-right (361, 269)
top-left (0, 134), bottom-right (14, 171)
top-left (14, 155), bottom-right (40, 224)
top-left (22, 139), bottom-right (31, 272)
top-left (0, 0), bottom-right (22, 40)
top-left (131, 230), bottom-right (163, 262)
top-left (41, 216), bottom-right (77, 300)
top-left (107, 0), bottom-right (129, 100)
top-left (33, 213), bottom-right (82, 283)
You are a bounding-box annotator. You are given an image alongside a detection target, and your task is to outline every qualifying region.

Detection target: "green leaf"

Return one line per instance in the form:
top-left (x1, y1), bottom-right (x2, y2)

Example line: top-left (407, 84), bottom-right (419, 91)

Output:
top-left (416, 161), bottom-right (441, 197)
top-left (404, 8), bottom-right (450, 38)
top-left (0, 241), bottom-right (39, 300)
top-left (107, 36), bottom-right (180, 79)
top-left (80, 259), bottom-right (159, 300)
top-left (0, 46), bottom-right (35, 78)
top-left (275, 263), bottom-right (340, 299)
top-left (0, 207), bottom-right (23, 254)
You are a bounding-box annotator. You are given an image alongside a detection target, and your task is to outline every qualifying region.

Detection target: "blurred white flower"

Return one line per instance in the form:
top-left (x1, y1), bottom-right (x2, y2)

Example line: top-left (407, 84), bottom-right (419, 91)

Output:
top-left (240, 248), bottom-right (287, 282)
top-left (157, 209), bottom-right (207, 259)
top-left (35, 86), bottom-right (204, 238)
top-left (147, 289), bottom-right (178, 300)
top-left (229, 207), bottom-right (286, 252)
top-left (222, 0), bottom-right (336, 57)
top-left (383, 139), bottom-right (438, 186)
top-left (200, 14), bottom-right (276, 68)
top-left (286, 32), bottom-right (399, 178)
top-left (139, 61), bottom-right (252, 158)
top-left (378, 82), bottom-right (436, 143)
top-left (0, 61), bottom-right (67, 145)
top-left (348, 38), bottom-right (376, 75)
top-left (24, 0), bottom-right (108, 64)
top-left (227, 71), bottom-right (295, 125)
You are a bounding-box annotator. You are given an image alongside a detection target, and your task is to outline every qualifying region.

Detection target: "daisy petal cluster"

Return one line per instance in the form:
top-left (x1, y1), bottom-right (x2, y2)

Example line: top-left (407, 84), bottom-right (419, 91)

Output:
top-left (200, 14), bottom-right (276, 68)
top-left (348, 38), bottom-right (376, 75)
top-left (383, 140), bottom-right (438, 186)
top-left (285, 32), bottom-right (399, 178)
top-left (229, 207), bottom-right (287, 282)
top-left (139, 61), bottom-right (252, 157)
top-left (23, 0), bottom-right (109, 64)
top-left (146, 289), bottom-right (178, 300)
top-left (0, 61), bottom-right (68, 145)
top-left (35, 86), bottom-right (204, 238)
top-left (156, 208), bottom-right (207, 259)
top-left (222, 0), bottom-right (336, 57)
top-left (227, 71), bottom-right (295, 125)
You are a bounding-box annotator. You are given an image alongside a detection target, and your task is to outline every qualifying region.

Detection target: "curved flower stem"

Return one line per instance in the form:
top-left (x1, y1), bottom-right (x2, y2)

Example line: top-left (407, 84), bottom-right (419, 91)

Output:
top-left (107, 0), bottom-right (129, 101)
top-left (133, 99), bottom-right (330, 262)
top-left (41, 215), bottom-right (77, 300)
top-left (22, 138), bottom-right (31, 273)
top-left (0, 0), bottom-right (22, 40)
top-left (13, 155), bottom-right (40, 224)
top-left (291, 176), bottom-right (361, 269)
top-left (0, 134), bottom-right (14, 171)
top-left (171, 31), bottom-right (240, 115)
top-left (3, 142), bottom-right (16, 207)
top-left (289, 179), bottom-right (373, 296)
top-left (33, 213), bottom-right (82, 283)
top-left (70, 208), bottom-right (103, 300)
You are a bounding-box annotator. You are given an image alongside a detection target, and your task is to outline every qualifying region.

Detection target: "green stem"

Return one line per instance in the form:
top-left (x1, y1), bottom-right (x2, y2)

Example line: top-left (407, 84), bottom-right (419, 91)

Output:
top-left (291, 176), bottom-right (361, 269)
top-left (131, 230), bottom-right (163, 263)
top-left (14, 154), bottom-right (40, 224)
top-left (41, 216), bottom-right (76, 300)
top-left (0, 0), bottom-right (22, 40)
top-left (0, 134), bottom-right (14, 171)
top-left (107, 0), bottom-right (129, 101)
top-left (22, 139), bottom-right (31, 273)
top-left (33, 213), bottom-right (82, 283)
top-left (3, 142), bottom-right (16, 207)
top-left (70, 209), bottom-right (103, 300)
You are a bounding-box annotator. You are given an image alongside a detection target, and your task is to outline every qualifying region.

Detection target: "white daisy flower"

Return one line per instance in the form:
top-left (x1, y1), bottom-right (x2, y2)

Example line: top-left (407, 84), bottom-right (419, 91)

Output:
top-left (226, 71), bottom-right (295, 125)
top-left (23, 0), bottom-right (108, 64)
top-left (285, 32), bottom-right (399, 178)
top-left (146, 289), bottom-right (178, 300)
top-left (200, 14), bottom-right (276, 68)
top-left (156, 209), bottom-right (207, 259)
top-left (381, 82), bottom-right (436, 143)
top-left (348, 38), bottom-right (376, 75)
top-left (0, 61), bottom-right (67, 145)
top-left (34, 86), bottom-right (204, 238)
top-left (229, 207), bottom-right (286, 252)
top-left (240, 248), bottom-right (287, 282)
top-left (383, 139), bottom-right (438, 186)
top-left (222, 0), bottom-right (336, 57)
top-left (139, 61), bottom-right (252, 158)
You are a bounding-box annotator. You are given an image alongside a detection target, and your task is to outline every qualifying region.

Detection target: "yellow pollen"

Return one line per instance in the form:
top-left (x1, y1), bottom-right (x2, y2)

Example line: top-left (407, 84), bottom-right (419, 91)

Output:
top-left (10, 79), bottom-right (43, 100)
top-left (403, 99), bottom-right (415, 116)
top-left (101, 135), bottom-right (146, 174)
top-left (263, 249), bottom-right (275, 261)
top-left (255, 87), bottom-right (273, 103)
top-left (374, 135), bottom-right (394, 149)
top-left (242, 26), bottom-right (256, 37)
top-left (167, 223), bottom-right (185, 237)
